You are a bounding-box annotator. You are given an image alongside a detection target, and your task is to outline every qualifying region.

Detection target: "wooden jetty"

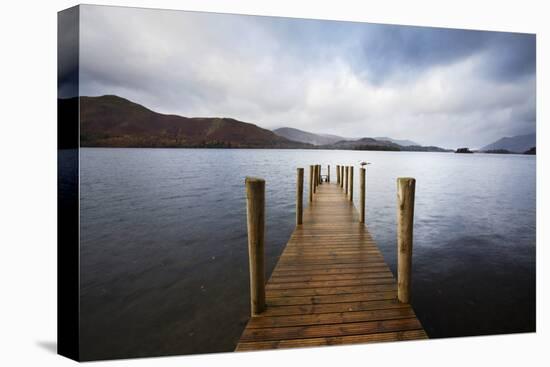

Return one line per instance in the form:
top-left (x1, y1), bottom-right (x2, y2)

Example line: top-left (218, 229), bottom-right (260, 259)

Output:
top-left (237, 166), bottom-right (427, 352)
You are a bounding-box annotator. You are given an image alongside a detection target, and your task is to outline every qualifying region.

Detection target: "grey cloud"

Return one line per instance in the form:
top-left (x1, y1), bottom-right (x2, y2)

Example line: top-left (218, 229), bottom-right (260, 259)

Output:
top-left (479, 33), bottom-right (536, 82)
top-left (77, 5), bottom-right (536, 149)
top-left (354, 26), bottom-right (489, 83)
top-left (351, 25), bottom-right (535, 85)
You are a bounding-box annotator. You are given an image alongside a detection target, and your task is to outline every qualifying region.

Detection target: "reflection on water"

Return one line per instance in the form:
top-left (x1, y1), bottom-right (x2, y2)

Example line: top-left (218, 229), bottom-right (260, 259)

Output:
top-left (79, 148), bottom-right (535, 360)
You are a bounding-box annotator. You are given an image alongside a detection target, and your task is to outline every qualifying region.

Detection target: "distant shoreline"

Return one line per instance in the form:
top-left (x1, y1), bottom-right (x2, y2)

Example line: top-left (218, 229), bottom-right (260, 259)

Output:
top-left (78, 145), bottom-right (451, 152)
top-left (74, 146), bottom-right (538, 156)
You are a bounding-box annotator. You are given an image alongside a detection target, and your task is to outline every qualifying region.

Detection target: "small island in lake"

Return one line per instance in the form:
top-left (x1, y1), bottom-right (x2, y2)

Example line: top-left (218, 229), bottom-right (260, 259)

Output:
top-left (455, 147), bottom-right (474, 154)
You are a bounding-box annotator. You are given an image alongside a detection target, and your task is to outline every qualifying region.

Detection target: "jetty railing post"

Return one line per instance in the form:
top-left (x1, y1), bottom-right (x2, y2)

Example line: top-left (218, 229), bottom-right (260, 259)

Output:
top-left (318, 164), bottom-right (322, 185)
top-left (397, 177), bottom-right (416, 304)
top-left (315, 164), bottom-right (321, 186)
top-left (328, 165), bottom-right (330, 183)
top-left (360, 168), bottom-right (366, 223)
top-left (340, 166), bottom-right (344, 188)
top-left (336, 165), bottom-right (340, 184)
top-left (313, 165), bottom-right (317, 193)
top-left (309, 165), bottom-right (314, 202)
top-left (296, 168), bottom-right (304, 225)
top-left (349, 166), bottom-right (354, 202)
top-left (316, 165), bottom-right (319, 185)
top-left (245, 177), bottom-right (266, 315)
top-left (344, 166), bottom-right (349, 195)
top-left (315, 165), bottom-right (318, 187)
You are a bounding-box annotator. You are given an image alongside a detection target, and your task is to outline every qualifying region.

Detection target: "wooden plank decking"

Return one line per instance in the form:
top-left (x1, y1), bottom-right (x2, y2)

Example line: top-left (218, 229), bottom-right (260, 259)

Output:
top-left (236, 182), bottom-right (427, 351)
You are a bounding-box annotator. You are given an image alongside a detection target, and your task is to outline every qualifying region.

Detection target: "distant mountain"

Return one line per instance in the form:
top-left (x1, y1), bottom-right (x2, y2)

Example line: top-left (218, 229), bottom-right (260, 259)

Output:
top-left (323, 137), bottom-right (451, 152)
top-left (70, 95), bottom-right (451, 152)
top-left (273, 127), bottom-right (348, 145)
top-left (481, 133), bottom-right (536, 153)
top-left (374, 137), bottom-right (419, 147)
top-left (273, 127), bottom-right (426, 149)
top-left (326, 137), bottom-right (401, 151)
top-left (73, 95), bottom-right (310, 148)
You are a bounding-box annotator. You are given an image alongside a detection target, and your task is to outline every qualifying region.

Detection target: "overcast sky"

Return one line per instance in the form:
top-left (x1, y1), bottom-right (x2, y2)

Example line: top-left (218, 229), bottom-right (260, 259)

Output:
top-left (77, 5), bottom-right (536, 149)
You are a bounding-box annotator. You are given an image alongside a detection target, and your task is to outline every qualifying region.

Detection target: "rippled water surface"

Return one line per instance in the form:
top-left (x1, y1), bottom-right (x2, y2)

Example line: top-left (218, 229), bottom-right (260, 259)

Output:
top-left (79, 148), bottom-right (535, 360)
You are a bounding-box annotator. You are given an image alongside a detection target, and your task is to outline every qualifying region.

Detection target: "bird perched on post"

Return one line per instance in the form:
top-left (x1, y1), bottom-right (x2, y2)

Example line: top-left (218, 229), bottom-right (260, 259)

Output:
top-left (360, 161), bottom-right (371, 167)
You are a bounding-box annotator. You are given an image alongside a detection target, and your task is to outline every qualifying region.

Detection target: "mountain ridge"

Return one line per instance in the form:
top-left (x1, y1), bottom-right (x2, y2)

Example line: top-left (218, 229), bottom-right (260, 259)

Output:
top-left (63, 94), bottom-right (453, 152)
top-left (74, 95), bottom-right (310, 149)
top-left (273, 127), bottom-right (349, 146)
top-left (480, 133), bottom-right (536, 153)
top-left (274, 127), bottom-right (448, 152)
top-left (323, 137), bottom-right (451, 152)
top-left (374, 137), bottom-right (419, 147)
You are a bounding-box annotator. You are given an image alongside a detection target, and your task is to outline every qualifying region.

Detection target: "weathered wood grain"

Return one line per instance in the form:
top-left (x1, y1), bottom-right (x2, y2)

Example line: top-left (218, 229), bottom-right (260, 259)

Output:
top-left (236, 182), bottom-right (426, 351)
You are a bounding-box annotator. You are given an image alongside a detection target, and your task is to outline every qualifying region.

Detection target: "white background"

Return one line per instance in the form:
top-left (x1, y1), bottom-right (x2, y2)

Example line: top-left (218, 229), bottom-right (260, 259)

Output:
top-left (0, 0), bottom-right (547, 365)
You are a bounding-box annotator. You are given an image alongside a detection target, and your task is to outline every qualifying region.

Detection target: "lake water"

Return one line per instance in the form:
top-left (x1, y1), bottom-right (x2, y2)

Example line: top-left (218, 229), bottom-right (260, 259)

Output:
top-left (78, 148), bottom-right (536, 360)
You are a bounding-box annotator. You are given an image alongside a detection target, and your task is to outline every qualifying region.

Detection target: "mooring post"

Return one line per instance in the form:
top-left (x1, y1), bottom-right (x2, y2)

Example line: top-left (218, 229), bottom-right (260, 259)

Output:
top-left (245, 177), bottom-right (266, 315)
top-left (328, 165), bottom-right (330, 183)
top-left (296, 168), bottom-right (304, 225)
top-left (345, 166), bottom-right (349, 195)
top-left (313, 165), bottom-right (319, 192)
top-left (349, 166), bottom-right (354, 201)
top-left (360, 168), bottom-right (366, 223)
top-left (313, 165), bottom-right (317, 193)
top-left (317, 164), bottom-right (320, 185)
top-left (316, 165), bottom-right (319, 185)
top-left (397, 177), bottom-right (416, 304)
top-left (309, 165), bottom-right (314, 202)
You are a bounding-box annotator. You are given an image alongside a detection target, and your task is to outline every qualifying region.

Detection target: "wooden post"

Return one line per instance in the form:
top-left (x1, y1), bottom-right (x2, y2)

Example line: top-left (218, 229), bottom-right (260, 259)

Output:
top-left (336, 165), bottom-right (340, 184)
top-left (340, 166), bottom-right (344, 188)
top-left (316, 165), bottom-right (319, 190)
top-left (313, 165), bottom-right (317, 193)
top-left (360, 168), bottom-right (366, 223)
top-left (296, 168), bottom-right (304, 225)
top-left (245, 177), bottom-right (266, 315)
top-left (349, 166), bottom-right (354, 201)
top-left (327, 165), bottom-right (330, 183)
top-left (344, 166), bottom-right (349, 194)
top-left (397, 177), bottom-right (416, 304)
top-left (309, 165), bottom-right (314, 202)
top-left (318, 165), bottom-right (322, 185)
top-left (315, 165), bottom-right (319, 188)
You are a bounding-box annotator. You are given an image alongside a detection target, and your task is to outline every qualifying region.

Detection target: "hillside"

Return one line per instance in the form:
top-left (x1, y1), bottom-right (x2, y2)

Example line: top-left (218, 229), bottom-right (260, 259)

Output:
top-left (481, 133), bottom-right (535, 153)
top-left (374, 137), bottom-right (419, 147)
top-left (71, 95), bottom-right (310, 148)
top-left (61, 95), bottom-right (451, 152)
top-left (325, 137), bottom-right (401, 151)
top-left (273, 127), bottom-right (428, 150)
top-left (322, 137), bottom-right (451, 152)
top-left (273, 127), bottom-right (347, 145)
